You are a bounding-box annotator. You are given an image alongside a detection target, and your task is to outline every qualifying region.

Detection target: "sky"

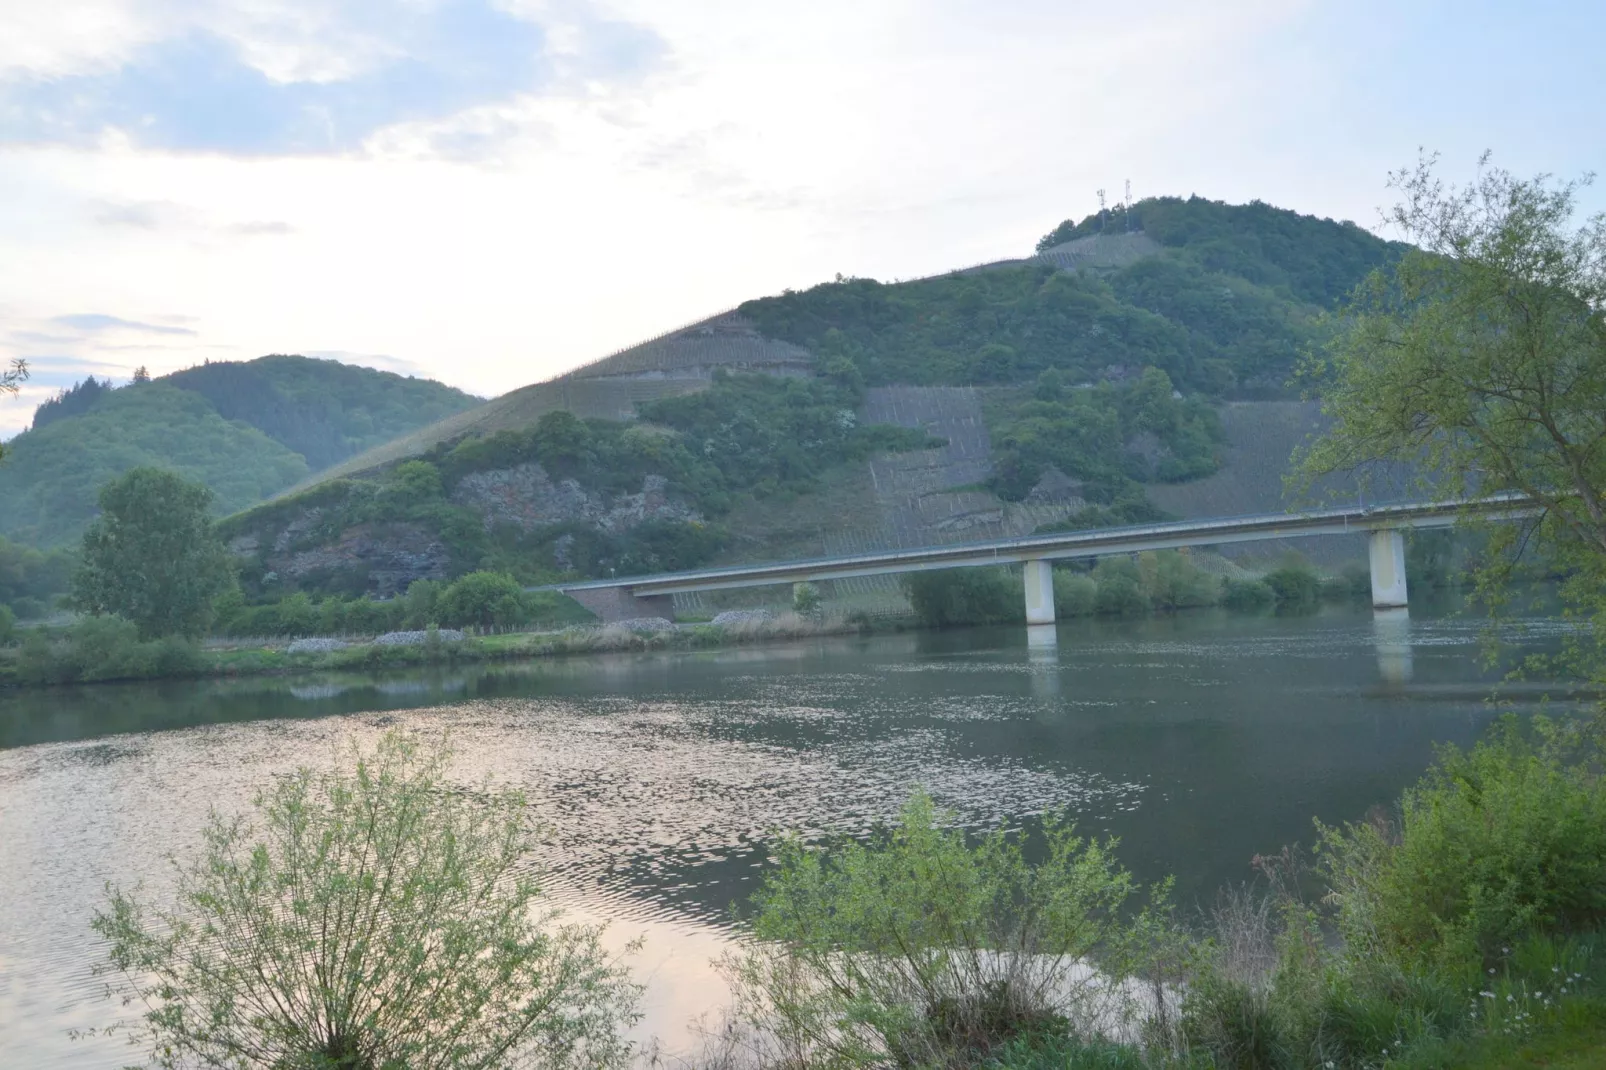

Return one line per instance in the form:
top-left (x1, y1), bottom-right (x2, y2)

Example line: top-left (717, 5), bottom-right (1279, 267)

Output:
top-left (1, 0), bottom-right (1602, 438)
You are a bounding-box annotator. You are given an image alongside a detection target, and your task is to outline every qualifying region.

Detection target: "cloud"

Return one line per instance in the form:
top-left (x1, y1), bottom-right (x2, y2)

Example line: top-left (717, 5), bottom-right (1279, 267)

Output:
top-left (0, 1), bottom-right (662, 157)
top-left (52, 313), bottom-right (197, 336)
top-left (225, 219), bottom-right (295, 236)
top-left (91, 198), bottom-right (192, 228)
top-left (305, 349), bottom-right (445, 382)
top-left (89, 198), bottom-right (295, 237)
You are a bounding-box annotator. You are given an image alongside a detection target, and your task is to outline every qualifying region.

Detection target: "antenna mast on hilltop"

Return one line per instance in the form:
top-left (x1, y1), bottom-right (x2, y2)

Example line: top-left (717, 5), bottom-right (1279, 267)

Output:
top-left (1097, 188), bottom-right (1107, 232)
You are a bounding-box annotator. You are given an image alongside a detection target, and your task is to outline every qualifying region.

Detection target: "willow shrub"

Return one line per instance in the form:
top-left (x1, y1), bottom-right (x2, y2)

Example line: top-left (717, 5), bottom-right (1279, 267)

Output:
top-left (87, 732), bottom-right (641, 1070)
top-left (725, 792), bottom-right (1173, 1070)
top-left (1316, 716), bottom-right (1606, 973)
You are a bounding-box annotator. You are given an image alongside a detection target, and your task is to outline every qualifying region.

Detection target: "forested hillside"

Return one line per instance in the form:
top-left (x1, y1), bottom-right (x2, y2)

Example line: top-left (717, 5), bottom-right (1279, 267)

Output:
top-left (742, 195), bottom-right (1402, 398)
top-left (219, 372), bottom-right (934, 597)
top-left (0, 356), bottom-right (478, 547)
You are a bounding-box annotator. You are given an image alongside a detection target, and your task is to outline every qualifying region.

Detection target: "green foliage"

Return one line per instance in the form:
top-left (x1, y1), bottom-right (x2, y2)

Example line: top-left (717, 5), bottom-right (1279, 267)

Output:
top-left (1263, 564), bottom-right (1322, 609)
top-left (0, 603), bottom-right (14, 645)
top-left (437, 570), bottom-right (526, 630)
top-left (1037, 195), bottom-right (1402, 308)
top-left (749, 197), bottom-right (1399, 403)
top-left (226, 374), bottom-right (928, 597)
top-left (0, 533), bottom-right (72, 610)
top-left (989, 372), bottom-right (1223, 501)
top-left (1296, 158), bottom-right (1606, 687)
top-left (0, 357), bottom-right (476, 548)
top-left (637, 371), bottom-right (931, 501)
top-left (903, 567), bottom-right (1023, 628)
top-left (727, 791), bottom-right (1161, 1070)
top-left (793, 581), bottom-right (823, 617)
top-left (1317, 716), bottom-right (1606, 971)
top-left (74, 468), bottom-right (234, 639)
top-left (1052, 571), bottom-right (1097, 618)
top-left (88, 732), bottom-right (640, 1070)
top-left (14, 615), bottom-right (205, 684)
top-left (30, 374), bottom-right (111, 430)
top-left (403, 578), bottom-right (445, 629)
top-left (1222, 577), bottom-right (1277, 611)
top-left (167, 354), bottom-right (478, 470)
top-left (1138, 550), bottom-right (1220, 610)
top-left (1092, 559), bottom-right (1148, 616)
top-left (0, 383), bottom-right (309, 547)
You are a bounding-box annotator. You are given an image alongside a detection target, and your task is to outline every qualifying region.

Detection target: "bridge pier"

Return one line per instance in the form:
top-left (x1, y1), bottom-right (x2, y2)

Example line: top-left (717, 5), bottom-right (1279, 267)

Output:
top-left (1368, 529), bottom-right (1409, 609)
top-left (1023, 559), bottom-right (1055, 625)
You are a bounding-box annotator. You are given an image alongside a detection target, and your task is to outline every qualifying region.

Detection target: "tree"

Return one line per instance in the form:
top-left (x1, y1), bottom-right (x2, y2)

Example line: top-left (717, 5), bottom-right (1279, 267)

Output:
top-left (437, 570), bottom-right (527, 630)
top-left (132, 365), bottom-right (151, 383)
top-left (0, 357), bottom-right (26, 463)
top-left (74, 467), bottom-right (234, 638)
top-left (1298, 156), bottom-right (1606, 682)
top-left (89, 732), bottom-right (641, 1070)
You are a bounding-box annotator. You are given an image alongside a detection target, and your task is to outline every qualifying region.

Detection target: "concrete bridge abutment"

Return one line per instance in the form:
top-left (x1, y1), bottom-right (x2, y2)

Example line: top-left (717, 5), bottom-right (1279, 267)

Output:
top-left (1368, 529), bottom-right (1409, 609)
top-left (562, 586), bottom-right (676, 625)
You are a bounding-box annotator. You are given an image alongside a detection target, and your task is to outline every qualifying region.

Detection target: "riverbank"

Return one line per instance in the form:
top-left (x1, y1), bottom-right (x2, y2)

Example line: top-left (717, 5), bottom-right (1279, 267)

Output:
top-left (0, 610), bottom-right (916, 689)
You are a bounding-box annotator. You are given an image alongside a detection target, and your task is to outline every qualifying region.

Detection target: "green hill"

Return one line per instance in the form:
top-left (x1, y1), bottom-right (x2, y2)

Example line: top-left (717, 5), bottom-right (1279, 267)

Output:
top-left (0, 356), bottom-right (478, 547)
top-left (215, 195), bottom-right (1407, 600)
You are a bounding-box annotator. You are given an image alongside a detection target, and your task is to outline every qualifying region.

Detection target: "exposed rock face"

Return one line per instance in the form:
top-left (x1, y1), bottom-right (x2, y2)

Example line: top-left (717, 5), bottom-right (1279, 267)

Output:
top-left (452, 464), bottom-right (699, 532)
top-left (276, 523), bottom-right (450, 597)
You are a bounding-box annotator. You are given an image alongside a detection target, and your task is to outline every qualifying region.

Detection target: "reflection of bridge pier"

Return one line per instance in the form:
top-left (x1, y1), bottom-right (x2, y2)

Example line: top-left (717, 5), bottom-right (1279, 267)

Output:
top-left (1373, 607), bottom-right (1413, 684)
top-left (1026, 624), bottom-right (1059, 698)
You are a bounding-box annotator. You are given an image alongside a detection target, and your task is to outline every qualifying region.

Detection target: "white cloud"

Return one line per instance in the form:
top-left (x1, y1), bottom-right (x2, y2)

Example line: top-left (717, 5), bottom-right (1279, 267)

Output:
top-left (0, 0), bottom-right (1601, 447)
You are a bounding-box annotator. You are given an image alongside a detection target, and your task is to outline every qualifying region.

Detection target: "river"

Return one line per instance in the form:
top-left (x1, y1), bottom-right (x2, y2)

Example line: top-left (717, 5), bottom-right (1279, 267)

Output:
top-left (0, 598), bottom-right (1579, 1066)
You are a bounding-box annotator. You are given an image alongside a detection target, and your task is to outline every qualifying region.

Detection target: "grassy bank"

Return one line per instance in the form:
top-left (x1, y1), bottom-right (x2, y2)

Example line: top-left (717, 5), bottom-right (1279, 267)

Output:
top-left (0, 610), bottom-right (913, 689)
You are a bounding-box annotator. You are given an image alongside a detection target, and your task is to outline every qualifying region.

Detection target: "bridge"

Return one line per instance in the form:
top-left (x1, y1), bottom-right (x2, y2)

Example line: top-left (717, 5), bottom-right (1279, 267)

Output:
top-left (552, 495), bottom-right (1540, 625)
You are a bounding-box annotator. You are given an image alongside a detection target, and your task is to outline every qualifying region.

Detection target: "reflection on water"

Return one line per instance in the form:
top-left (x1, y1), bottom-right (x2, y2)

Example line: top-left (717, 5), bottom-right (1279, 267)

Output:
top-left (0, 598), bottom-right (1577, 1068)
top-left (1373, 608), bottom-right (1414, 685)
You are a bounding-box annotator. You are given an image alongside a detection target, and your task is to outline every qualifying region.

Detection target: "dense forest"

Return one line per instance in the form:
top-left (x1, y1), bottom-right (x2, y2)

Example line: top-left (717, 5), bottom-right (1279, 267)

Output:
top-left (0, 357), bottom-right (478, 547)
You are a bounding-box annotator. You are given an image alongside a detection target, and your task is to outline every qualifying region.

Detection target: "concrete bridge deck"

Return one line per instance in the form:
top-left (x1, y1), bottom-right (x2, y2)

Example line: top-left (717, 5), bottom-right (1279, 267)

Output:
top-left (550, 495), bottom-right (1539, 623)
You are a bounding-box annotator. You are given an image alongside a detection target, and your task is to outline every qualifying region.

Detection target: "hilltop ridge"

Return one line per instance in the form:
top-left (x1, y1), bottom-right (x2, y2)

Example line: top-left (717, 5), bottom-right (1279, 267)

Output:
top-left (215, 195), bottom-right (1406, 602)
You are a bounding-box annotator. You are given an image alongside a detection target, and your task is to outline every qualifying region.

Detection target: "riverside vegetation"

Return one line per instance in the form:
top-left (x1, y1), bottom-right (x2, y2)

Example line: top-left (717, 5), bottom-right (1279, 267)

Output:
top-left (46, 159), bottom-right (1606, 1068)
top-left (84, 718), bottom-right (1606, 1070)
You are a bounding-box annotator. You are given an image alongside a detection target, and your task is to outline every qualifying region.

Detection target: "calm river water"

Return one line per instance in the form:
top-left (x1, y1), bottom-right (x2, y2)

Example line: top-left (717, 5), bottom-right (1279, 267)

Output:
top-left (0, 600), bottom-right (1577, 1067)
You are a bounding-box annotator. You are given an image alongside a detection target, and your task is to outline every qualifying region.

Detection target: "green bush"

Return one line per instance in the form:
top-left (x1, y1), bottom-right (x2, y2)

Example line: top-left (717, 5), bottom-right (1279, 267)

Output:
top-left (1221, 577), bottom-right (1276, 611)
top-left (437, 571), bottom-right (526, 630)
top-left (1137, 550), bottom-right (1219, 610)
top-left (1052, 571), bottom-right (1097, 618)
top-left (1321, 565), bottom-right (1372, 602)
top-left (904, 567), bottom-right (1023, 628)
top-left (1092, 559), bottom-right (1148, 616)
top-left (1318, 717), bottom-right (1606, 972)
top-left (15, 614), bottom-right (205, 684)
top-left (1264, 563), bottom-right (1321, 608)
top-left (0, 603), bottom-right (13, 646)
top-left (727, 792), bottom-right (1161, 1070)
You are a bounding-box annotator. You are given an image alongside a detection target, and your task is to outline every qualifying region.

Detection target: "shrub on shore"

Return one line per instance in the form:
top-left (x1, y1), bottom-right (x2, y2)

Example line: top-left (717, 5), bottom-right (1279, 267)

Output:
top-left (14, 615), bottom-right (204, 684)
top-left (88, 732), bottom-right (640, 1070)
top-left (725, 792), bottom-right (1172, 1070)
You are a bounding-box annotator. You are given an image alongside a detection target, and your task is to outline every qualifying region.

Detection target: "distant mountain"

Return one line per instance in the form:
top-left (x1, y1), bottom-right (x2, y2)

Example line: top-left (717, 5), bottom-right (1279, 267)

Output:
top-left (0, 356), bottom-right (478, 546)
